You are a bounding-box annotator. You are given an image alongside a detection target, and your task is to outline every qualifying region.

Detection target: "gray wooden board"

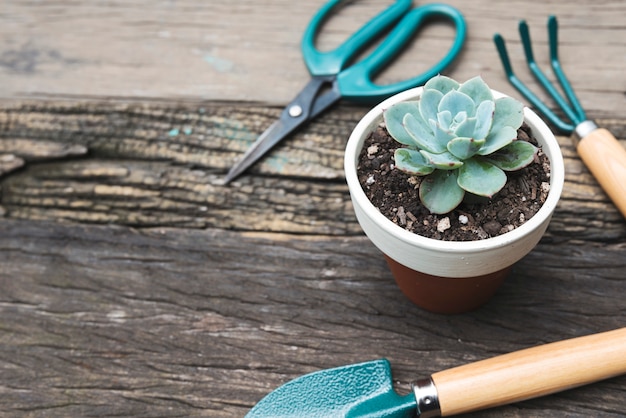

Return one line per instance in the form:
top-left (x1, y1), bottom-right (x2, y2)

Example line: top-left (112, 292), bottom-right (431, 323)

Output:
top-left (1, 0), bottom-right (625, 118)
top-left (1, 219), bottom-right (625, 417)
top-left (1, 0), bottom-right (626, 416)
top-left (0, 102), bottom-right (624, 241)
top-left (0, 97), bottom-right (625, 418)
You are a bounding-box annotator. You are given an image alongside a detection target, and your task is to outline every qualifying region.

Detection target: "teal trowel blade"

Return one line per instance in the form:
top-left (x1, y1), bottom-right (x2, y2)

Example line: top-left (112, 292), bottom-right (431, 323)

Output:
top-left (246, 359), bottom-right (416, 418)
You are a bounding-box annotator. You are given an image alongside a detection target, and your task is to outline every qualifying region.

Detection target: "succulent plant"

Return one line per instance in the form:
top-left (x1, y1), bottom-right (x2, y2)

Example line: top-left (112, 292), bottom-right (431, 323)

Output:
top-left (383, 75), bottom-right (537, 214)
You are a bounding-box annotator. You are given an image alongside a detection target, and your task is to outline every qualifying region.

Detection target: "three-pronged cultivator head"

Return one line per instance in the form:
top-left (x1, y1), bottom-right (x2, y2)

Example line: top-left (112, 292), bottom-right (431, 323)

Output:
top-left (494, 16), bottom-right (587, 134)
top-left (493, 16), bottom-right (626, 218)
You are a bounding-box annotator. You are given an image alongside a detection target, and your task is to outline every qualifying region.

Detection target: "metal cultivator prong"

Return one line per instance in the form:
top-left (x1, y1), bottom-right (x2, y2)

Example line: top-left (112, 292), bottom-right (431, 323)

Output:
top-left (544, 16), bottom-right (587, 124)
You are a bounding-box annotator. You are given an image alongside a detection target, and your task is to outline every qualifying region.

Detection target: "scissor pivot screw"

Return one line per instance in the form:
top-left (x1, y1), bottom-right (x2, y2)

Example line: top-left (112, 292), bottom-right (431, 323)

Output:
top-left (288, 105), bottom-right (303, 118)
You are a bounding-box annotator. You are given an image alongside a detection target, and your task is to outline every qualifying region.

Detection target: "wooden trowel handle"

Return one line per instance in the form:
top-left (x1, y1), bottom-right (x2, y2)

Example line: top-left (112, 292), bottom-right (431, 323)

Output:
top-left (577, 128), bottom-right (626, 218)
top-left (431, 327), bottom-right (626, 416)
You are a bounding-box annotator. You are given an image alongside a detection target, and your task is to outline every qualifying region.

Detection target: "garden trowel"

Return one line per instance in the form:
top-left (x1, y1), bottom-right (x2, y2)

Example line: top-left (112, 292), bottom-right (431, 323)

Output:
top-left (247, 327), bottom-right (626, 417)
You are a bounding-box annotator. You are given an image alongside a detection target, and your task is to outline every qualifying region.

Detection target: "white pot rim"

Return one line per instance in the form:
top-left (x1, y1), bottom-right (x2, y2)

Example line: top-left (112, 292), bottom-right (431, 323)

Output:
top-left (345, 86), bottom-right (565, 256)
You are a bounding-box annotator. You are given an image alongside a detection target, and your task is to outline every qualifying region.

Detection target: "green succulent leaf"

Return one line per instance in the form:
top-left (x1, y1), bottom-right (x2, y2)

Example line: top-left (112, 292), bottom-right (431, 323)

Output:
top-left (438, 90), bottom-right (475, 118)
top-left (394, 148), bottom-right (435, 176)
top-left (437, 110), bottom-right (452, 130)
top-left (428, 118), bottom-right (456, 152)
top-left (479, 126), bottom-right (517, 155)
top-left (485, 141), bottom-right (538, 171)
top-left (447, 137), bottom-right (486, 160)
top-left (419, 170), bottom-right (465, 214)
top-left (419, 89), bottom-right (444, 126)
top-left (491, 97), bottom-right (524, 134)
top-left (457, 158), bottom-right (507, 197)
top-left (404, 113), bottom-right (446, 153)
top-left (383, 101), bottom-right (424, 146)
top-left (453, 116), bottom-right (477, 138)
top-left (451, 111), bottom-right (467, 128)
top-left (420, 150), bottom-right (463, 170)
top-left (458, 76), bottom-right (493, 105)
top-left (473, 100), bottom-right (495, 139)
top-left (423, 75), bottom-right (460, 95)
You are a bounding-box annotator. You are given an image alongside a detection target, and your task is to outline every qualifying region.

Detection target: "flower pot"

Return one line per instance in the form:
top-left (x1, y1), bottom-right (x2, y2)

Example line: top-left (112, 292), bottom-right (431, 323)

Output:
top-left (344, 86), bottom-right (565, 314)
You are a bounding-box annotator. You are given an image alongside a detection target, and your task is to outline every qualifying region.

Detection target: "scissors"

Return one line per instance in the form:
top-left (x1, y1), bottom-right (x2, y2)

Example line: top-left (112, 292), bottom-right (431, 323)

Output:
top-left (223, 0), bottom-right (466, 184)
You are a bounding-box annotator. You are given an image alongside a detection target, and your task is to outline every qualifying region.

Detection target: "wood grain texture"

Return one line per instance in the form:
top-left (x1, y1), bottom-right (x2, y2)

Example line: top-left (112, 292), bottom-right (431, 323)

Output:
top-left (1, 220), bottom-right (625, 417)
top-left (1, 0), bottom-right (625, 120)
top-left (1, 102), bottom-right (625, 241)
top-left (0, 0), bottom-right (625, 417)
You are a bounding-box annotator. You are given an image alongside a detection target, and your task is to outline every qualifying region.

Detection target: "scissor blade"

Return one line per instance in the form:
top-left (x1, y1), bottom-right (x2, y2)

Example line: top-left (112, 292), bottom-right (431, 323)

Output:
top-left (222, 120), bottom-right (285, 185)
top-left (222, 86), bottom-right (341, 185)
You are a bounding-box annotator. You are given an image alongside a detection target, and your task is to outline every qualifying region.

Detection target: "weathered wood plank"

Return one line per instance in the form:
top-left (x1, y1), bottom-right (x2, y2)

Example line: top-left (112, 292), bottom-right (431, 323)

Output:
top-left (1, 0), bottom-right (624, 124)
top-left (0, 154), bottom-right (23, 177)
top-left (1, 102), bottom-right (625, 242)
top-left (0, 1), bottom-right (624, 417)
top-left (0, 219), bottom-right (624, 417)
top-left (1, 160), bottom-right (355, 234)
top-left (0, 101), bottom-right (358, 178)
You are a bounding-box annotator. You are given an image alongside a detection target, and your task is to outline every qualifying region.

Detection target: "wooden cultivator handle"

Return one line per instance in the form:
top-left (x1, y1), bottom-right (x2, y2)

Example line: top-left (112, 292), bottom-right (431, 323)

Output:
top-left (431, 327), bottom-right (626, 416)
top-left (577, 128), bottom-right (626, 218)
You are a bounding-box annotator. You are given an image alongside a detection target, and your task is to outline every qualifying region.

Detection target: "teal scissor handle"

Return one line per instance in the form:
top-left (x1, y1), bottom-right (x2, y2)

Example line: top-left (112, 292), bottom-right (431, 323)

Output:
top-left (302, 0), bottom-right (413, 77)
top-left (302, 1), bottom-right (466, 104)
top-left (340, 3), bottom-right (466, 103)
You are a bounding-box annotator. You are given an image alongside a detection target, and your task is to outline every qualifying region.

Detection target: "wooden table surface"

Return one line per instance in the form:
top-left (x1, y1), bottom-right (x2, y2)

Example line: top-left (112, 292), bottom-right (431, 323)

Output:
top-left (1, 1), bottom-right (625, 416)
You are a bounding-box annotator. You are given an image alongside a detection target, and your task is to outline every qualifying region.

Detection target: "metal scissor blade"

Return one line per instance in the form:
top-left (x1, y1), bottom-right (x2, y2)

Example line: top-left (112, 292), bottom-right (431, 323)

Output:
top-left (222, 120), bottom-right (286, 184)
top-left (222, 78), bottom-right (341, 185)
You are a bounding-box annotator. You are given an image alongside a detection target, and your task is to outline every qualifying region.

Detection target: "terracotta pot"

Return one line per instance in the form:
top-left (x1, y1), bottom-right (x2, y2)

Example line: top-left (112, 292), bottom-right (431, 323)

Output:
top-left (344, 86), bottom-right (565, 314)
